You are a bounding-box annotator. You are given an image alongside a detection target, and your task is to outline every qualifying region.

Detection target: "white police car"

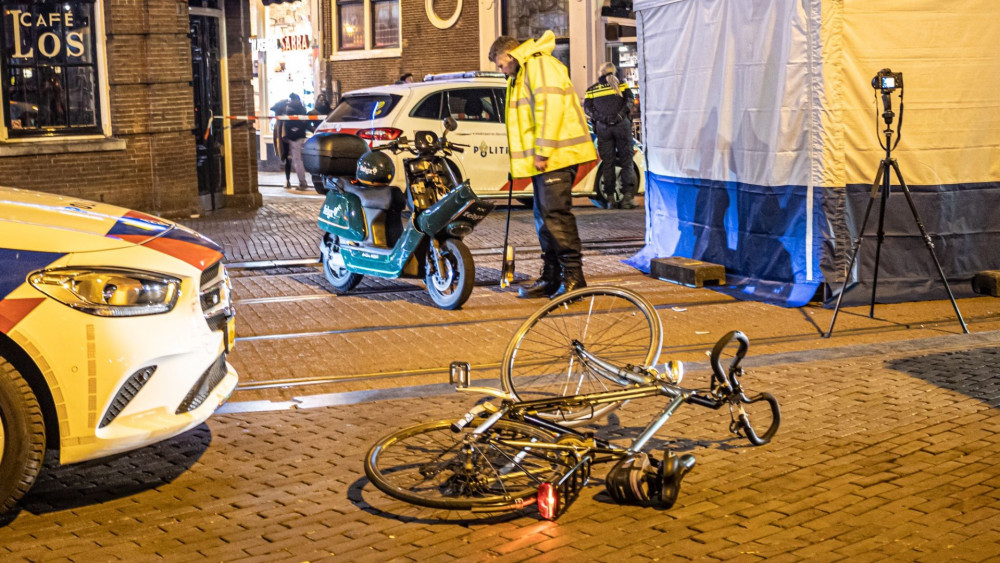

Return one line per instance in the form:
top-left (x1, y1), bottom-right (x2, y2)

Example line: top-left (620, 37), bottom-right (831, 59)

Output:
top-left (0, 187), bottom-right (237, 513)
top-left (315, 71), bottom-right (645, 206)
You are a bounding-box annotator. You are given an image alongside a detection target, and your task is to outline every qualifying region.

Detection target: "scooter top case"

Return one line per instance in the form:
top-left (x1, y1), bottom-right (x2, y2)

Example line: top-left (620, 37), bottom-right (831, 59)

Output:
top-left (416, 181), bottom-right (495, 238)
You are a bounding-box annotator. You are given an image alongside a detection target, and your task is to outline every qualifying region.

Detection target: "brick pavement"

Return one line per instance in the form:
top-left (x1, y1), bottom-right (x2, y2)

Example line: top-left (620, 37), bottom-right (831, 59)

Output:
top-left (182, 187), bottom-right (647, 263)
top-left (2, 333), bottom-right (999, 560)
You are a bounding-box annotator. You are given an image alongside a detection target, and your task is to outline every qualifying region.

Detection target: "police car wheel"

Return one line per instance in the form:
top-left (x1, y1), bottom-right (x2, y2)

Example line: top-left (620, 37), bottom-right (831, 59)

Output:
top-left (0, 356), bottom-right (46, 515)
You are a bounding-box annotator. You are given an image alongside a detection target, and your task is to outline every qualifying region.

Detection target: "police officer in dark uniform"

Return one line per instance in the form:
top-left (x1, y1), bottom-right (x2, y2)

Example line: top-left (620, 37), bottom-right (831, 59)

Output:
top-left (584, 63), bottom-right (637, 209)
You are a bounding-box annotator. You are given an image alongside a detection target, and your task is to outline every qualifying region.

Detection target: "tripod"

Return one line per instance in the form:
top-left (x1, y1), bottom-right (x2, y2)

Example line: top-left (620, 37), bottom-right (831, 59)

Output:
top-left (825, 89), bottom-right (968, 338)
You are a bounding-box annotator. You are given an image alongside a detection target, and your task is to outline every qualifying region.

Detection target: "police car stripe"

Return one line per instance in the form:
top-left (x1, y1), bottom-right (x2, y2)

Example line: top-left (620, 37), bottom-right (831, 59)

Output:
top-left (0, 248), bottom-right (64, 333)
top-left (0, 297), bottom-right (46, 334)
top-left (0, 248), bottom-right (65, 300)
top-left (106, 211), bottom-right (223, 270)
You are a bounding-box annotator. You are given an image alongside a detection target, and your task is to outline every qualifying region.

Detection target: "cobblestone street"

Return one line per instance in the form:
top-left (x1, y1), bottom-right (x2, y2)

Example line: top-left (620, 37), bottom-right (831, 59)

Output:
top-left (2, 331), bottom-right (998, 560)
top-left (2, 187), bottom-right (998, 560)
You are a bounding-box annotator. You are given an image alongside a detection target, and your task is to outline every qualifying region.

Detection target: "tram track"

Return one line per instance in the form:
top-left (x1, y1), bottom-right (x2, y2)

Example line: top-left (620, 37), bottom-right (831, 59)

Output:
top-left (229, 237), bottom-right (645, 305)
top-left (232, 310), bottom-right (997, 392)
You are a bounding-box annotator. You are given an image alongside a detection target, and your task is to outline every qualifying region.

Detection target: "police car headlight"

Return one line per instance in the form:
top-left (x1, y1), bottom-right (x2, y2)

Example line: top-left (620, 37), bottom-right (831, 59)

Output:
top-left (29, 268), bottom-right (180, 317)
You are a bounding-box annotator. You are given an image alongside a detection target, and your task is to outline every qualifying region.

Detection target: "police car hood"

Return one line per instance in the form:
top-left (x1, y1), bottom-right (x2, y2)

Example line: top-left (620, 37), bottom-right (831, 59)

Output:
top-left (0, 187), bottom-right (224, 269)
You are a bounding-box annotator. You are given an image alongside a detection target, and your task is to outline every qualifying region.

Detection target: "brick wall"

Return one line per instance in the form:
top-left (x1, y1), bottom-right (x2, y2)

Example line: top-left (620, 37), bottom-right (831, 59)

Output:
top-left (0, 0), bottom-right (260, 217)
top-left (323, 0), bottom-right (482, 95)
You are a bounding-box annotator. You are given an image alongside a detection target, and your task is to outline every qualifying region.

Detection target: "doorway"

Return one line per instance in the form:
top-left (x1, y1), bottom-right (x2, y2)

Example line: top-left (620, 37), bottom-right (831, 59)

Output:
top-left (190, 8), bottom-right (226, 210)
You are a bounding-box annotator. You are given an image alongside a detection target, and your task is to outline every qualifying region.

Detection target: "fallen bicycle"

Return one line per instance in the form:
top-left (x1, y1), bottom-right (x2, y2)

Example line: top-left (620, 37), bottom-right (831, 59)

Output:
top-left (364, 286), bottom-right (781, 520)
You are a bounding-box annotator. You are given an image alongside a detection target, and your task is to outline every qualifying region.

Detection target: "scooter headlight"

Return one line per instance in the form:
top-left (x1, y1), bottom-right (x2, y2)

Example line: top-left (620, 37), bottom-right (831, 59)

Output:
top-left (29, 268), bottom-right (181, 317)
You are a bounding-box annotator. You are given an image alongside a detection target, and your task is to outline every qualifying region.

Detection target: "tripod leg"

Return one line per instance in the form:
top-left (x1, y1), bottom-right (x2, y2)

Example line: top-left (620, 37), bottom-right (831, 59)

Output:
top-left (869, 160), bottom-right (892, 318)
top-left (825, 164), bottom-right (886, 338)
top-left (889, 161), bottom-right (969, 334)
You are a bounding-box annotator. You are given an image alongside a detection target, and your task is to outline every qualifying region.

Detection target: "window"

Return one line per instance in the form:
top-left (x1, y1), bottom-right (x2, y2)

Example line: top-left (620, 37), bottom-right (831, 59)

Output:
top-left (334, 0), bottom-right (398, 54)
top-left (371, 0), bottom-right (398, 48)
top-left (410, 92), bottom-right (442, 120)
top-left (446, 89), bottom-right (500, 123)
top-left (1, 0), bottom-right (104, 137)
top-left (337, 0), bottom-right (364, 50)
top-left (325, 93), bottom-right (401, 122)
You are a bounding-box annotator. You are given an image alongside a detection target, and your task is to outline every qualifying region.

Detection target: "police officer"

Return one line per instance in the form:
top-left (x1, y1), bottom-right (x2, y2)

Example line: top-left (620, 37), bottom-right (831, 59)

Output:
top-left (490, 31), bottom-right (598, 299)
top-left (584, 63), bottom-right (637, 209)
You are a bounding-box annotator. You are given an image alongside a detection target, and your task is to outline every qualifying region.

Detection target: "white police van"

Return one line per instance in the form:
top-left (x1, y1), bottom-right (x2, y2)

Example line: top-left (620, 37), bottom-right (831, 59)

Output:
top-left (315, 71), bottom-right (645, 206)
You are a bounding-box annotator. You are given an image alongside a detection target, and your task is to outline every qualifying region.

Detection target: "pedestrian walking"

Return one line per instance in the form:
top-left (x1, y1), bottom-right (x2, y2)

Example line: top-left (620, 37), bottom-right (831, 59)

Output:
top-left (489, 31), bottom-right (598, 299)
top-left (270, 97), bottom-right (292, 188)
top-left (282, 93), bottom-right (309, 190)
top-left (584, 62), bottom-right (637, 209)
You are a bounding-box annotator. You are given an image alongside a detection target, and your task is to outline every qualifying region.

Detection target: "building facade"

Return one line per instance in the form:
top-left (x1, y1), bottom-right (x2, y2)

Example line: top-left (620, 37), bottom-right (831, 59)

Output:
top-left (0, 0), bottom-right (261, 217)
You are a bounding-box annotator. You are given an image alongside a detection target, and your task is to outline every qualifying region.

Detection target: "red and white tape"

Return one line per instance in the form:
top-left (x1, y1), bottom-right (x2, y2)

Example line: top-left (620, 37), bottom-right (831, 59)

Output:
top-left (213, 115), bottom-right (327, 121)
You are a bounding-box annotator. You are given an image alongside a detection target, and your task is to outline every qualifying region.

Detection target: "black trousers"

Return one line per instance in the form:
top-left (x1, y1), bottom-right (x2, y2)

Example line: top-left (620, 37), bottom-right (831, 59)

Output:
top-left (532, 165), bottom-right (583, 271)
top-left (595, 120), bottom-right (636, 202)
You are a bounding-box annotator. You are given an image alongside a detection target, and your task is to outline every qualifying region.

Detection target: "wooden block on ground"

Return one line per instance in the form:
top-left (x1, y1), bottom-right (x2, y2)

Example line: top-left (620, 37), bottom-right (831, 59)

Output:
top-left (650, 257), bottom-right (725, 288)
top-left (972, 271), bottom-right (1000, 297)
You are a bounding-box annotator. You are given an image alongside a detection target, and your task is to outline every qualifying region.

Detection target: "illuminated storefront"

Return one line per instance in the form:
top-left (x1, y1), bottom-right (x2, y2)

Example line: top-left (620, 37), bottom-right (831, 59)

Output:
top-left (250, 0), bottom-right (319, 164)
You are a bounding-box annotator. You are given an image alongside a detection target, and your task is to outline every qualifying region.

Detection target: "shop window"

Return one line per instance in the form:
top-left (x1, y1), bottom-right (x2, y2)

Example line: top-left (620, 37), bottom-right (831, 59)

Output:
top-left (2, 0), bottom-right (105, 138)
top-left (502, 0), bottom-right (568, 40)
top-left (335, 0), bottom-right (398, 53)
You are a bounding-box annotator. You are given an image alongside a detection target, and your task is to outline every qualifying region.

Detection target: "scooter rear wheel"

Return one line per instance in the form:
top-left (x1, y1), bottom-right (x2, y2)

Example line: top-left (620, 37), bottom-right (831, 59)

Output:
top-left (426, 238), bottom-right (474, 310)
top-left (322, 236), bottom-right (363, 292)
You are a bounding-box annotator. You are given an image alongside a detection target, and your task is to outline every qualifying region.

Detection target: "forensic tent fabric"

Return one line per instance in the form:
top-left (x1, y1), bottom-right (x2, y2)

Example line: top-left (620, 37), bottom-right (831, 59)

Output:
top-left (627, 0), bottom-right (1000, 307)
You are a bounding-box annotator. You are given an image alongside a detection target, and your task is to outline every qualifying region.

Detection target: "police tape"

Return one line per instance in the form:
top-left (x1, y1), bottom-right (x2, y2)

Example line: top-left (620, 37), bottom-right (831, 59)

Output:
top-left (212, 115), bottom-right (327, 121)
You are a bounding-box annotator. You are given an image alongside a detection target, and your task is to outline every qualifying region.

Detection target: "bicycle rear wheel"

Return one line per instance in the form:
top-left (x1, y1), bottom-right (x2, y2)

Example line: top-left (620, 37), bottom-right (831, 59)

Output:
top-left (365, 419), bottom-right (565, 511)
top-left (501, 286), bottom-right (663, 426)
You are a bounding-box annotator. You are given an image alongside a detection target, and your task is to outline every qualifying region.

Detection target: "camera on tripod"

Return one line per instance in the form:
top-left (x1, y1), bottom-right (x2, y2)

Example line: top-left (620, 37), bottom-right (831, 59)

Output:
top-left (871, 68), bottom-right (903, 93)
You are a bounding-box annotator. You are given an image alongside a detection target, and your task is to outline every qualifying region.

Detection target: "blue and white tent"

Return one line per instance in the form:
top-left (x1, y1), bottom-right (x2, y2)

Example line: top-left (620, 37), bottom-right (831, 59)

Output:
top-left (627, 0), bottom-right (1000, 307)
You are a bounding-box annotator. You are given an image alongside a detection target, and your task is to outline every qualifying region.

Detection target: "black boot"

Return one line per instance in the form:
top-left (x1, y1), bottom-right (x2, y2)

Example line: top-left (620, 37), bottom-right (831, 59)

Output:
top-left (551, 266), bottom-right (586, 299)
top-left (518, 261), bottom-right (561, 299)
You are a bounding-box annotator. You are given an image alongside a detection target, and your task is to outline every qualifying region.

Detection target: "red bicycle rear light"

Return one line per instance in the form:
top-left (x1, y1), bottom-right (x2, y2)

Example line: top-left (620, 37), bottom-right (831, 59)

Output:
top-left (537, 482), bottom-right (559, 520)
top-left (358, 127), bottom-right (403, 141)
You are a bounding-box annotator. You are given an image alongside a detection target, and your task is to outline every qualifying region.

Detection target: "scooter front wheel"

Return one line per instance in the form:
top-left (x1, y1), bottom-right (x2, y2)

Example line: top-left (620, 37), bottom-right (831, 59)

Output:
top-left (426, 238), bottom-right (474, 310)
top-left (322, 236), bottom-right (363, 292)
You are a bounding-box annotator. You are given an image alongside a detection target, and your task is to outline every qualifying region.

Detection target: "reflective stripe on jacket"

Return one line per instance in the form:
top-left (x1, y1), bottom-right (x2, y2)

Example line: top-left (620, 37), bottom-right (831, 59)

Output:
top-left (583, 81), bottom-right (633, 125)
top-left (504, 31), bottom-right (597, 179)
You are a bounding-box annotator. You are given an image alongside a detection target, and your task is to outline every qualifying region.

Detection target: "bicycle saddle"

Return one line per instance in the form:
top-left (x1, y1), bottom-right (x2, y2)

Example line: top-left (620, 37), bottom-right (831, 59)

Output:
top-left (605, 451), bottom-right (696, 508)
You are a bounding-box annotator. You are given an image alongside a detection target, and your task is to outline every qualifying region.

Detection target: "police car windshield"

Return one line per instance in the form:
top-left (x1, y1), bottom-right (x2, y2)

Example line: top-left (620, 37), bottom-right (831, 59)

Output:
top-left (326, 94), bottom-right (401, 122)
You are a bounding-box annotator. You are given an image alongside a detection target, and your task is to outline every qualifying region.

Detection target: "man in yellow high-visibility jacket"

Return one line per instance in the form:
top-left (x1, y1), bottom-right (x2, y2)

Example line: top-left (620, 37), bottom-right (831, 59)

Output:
top-left (489, 31), bottom-right (598, 299)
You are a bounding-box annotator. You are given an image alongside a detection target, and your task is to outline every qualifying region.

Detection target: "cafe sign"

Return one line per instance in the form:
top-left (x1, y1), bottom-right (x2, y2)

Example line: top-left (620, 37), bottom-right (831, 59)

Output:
top-left (5, 9), bottom-right (87, 59)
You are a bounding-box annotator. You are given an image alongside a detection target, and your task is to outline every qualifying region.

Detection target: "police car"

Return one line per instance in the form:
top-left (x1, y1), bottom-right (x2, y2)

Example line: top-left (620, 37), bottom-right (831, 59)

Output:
top-left (314, 71), bottom-right (645, 206)
top-left (0, 187), bottom-right (237, 513)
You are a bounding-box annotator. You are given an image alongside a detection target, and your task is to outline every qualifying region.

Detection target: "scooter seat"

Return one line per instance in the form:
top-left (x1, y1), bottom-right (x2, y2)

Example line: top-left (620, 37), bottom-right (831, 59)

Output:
top-left (344, 183), bottom-right (403, 211)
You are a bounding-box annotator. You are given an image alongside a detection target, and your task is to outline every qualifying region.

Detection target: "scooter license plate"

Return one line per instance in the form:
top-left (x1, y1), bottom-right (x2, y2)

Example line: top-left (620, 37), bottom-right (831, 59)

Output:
top-left (458, 200), bottom-right (495, 225)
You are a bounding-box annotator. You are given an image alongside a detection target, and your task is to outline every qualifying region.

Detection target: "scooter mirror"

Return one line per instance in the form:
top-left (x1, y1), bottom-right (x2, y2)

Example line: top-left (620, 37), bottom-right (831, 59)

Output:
top-left (443, 116), bottom-right (458, 132)
top-left (500, 244), bottom-right (516, 288)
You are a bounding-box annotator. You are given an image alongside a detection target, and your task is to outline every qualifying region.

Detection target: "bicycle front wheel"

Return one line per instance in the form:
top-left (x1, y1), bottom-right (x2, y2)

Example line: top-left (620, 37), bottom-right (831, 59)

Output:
top-left (365, 419), bottom-right (565, 511)
top-left (502, 286), bottom-right (663, 425)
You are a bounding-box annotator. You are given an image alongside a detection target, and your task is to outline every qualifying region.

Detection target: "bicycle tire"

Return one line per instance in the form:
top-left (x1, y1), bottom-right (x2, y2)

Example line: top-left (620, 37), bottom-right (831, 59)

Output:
top-left (365, 419), bottom-right (566, 511)
top-left (501, 286), bottom-right (663, 426)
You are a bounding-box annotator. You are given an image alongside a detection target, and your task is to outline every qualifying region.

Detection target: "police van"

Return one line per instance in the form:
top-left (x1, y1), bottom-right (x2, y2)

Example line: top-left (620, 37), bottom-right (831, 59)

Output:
top-left (314, 72), bottom-right (644, 207)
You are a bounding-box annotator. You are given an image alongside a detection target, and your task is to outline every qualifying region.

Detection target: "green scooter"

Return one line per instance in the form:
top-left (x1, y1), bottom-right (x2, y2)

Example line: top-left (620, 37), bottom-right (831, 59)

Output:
top-left (304, 118), bottom-right (494, 310)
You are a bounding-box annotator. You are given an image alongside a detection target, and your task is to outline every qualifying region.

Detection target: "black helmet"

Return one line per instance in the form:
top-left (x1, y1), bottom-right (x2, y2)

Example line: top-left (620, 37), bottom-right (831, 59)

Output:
top-left (356, 150), bottom-right (394, 186)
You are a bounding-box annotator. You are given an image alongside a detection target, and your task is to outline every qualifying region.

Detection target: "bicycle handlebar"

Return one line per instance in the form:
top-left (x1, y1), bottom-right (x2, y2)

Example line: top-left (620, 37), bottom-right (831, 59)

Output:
top-left (710, 330), bottom-right (748, 392)
top-left (736, 391), bottom-right (781, 446)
